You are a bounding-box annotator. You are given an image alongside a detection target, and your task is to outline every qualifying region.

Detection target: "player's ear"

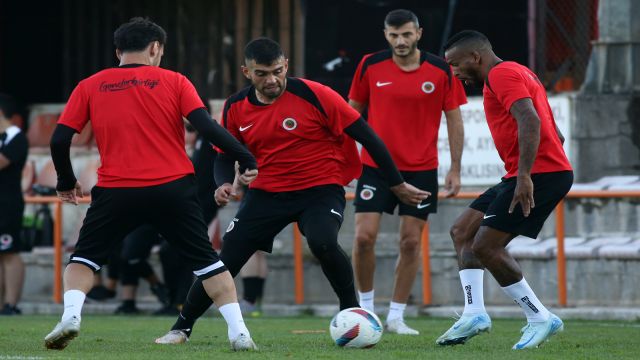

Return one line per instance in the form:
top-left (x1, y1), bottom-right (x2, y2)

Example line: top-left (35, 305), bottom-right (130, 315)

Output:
top-left (241, 65), bottom-right (251, 79)
top-left (283, 58), bottom-right (289, 73)
top-left (115, 49), bottom-right (122, 61)
top-left (416, 27), bottom-right (423, 41)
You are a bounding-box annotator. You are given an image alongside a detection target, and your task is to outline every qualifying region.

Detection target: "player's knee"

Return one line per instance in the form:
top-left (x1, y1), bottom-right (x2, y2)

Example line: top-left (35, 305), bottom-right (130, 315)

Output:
top-left (398, 235), bottom-right (420, 255)
top-left (470, 240), bottom-right (491, 262)
top-left (354, 232), bottom-right (376, 252)
top-left (450, 222), bottom-right (472, 247)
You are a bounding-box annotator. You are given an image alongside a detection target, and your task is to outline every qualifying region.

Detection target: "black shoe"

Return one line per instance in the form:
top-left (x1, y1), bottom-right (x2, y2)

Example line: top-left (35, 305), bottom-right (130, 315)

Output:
top-left (114, 302), bottom-right (141, 314)
top-left (0, 304), bottom-right (21, 315)
top-left (150, 283), bottom-right (171, 307)
top-left (152, 305), bottom-right (180, 316)
top-left (87, 285), bottom-right (116, 301)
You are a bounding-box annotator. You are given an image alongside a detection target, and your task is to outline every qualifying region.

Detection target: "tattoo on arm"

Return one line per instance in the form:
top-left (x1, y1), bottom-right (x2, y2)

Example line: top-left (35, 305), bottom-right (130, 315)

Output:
top-left (510, 98), bottom-right (540, 176)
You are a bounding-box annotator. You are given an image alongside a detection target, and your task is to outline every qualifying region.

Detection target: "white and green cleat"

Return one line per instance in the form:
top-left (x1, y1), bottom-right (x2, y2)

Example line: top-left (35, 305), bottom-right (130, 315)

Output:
top-left (44, 316), bottom-right (81, 350)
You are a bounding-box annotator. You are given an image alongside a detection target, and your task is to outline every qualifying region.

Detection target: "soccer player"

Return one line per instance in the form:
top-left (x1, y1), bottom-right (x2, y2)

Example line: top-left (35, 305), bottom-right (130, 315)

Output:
top-left (437, 30), bottom-right (572, 349)
top-left (348, 9), bottom-right (466, 335)
top-left (44, 18), bottom-right (259, 351)
top-left (0, 93), bottom-right (28, 316)
top-left (154, 37), bottom-right (430, 344)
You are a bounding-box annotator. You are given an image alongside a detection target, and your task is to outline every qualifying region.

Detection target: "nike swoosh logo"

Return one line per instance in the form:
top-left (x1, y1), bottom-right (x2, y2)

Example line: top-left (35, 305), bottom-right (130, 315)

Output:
top-left (239, 124), bottom-right (254, 132)
top-left (483, 214), bottom-right (496, 219)
top-left (330, 209), bottom-right (342, 218)
top-left (376, 81), bottom-right (392, 87)
top-left (417, 203), bottom-right (431, 209)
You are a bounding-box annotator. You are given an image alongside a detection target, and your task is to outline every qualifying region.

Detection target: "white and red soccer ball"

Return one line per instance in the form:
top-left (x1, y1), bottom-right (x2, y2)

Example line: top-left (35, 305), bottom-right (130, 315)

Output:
top-left (329, 307), bottom-right (383, 348)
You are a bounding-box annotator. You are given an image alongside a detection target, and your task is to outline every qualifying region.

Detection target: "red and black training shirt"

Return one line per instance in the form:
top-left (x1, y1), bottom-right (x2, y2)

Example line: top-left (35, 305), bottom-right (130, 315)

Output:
top-left (58, 65), bottom-right (203, 187)
top-left (483, 61), bottom-right (572, 178)
top-left (221, 77), bottom-right (362, 192)
top-left (349, 50), bottom-right (467, 171)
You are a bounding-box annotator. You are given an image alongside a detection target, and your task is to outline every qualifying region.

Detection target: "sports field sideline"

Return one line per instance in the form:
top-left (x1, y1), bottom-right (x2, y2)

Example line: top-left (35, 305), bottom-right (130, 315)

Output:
top-left (2, 315), bottom-right (639, 359)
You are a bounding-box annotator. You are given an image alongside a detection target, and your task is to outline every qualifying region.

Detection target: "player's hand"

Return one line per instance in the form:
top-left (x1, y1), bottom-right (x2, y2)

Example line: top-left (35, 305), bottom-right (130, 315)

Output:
top-left (509, 175), bottom-right (535, 217)
top-left (214, 183), bottom-right (236, 207)
top-left (238, 169), bottom-right (258, 186)
top-left (444, 169), bottom-right (461, 198)
top-left (56, 181), bottom-right (83, 205)
top-left (390, 182), bottom-right (431, 206)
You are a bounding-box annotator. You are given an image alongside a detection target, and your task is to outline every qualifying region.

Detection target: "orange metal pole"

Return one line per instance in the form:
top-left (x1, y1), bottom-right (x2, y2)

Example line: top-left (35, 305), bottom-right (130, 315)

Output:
top-left (293, 223), bottom-right (304, 304)
top-left (53, 201), bottom-right (63, 304)
top-left (555, 200), bottom-right (567, 307)
top-left (421, 222), bottom-right (432, 305)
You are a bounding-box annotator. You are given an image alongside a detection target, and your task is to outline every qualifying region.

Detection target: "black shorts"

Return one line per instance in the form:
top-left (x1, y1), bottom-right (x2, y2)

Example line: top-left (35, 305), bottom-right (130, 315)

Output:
top-left (470, 171), bottom-right (573, 239)
top-left (220, 184), bottom-right (345, 275)
top-left (70, 175), bottom-right (226, 279)
top-left (0, 228), bottom-right (21, 253)
top-left (354, 165), bottom-right (438, 219)
top-left (0, 205), bottom-right (23, 253)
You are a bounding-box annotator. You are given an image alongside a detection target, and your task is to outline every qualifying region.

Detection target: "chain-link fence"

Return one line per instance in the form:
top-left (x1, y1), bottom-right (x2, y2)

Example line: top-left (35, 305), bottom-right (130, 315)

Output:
top-left (533, 0), bottom-right (599, 92)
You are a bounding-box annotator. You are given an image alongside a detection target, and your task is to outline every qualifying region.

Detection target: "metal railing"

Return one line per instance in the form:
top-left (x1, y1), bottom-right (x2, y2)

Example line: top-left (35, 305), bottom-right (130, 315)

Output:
top-left (27, 189), bottom-right (640, 305)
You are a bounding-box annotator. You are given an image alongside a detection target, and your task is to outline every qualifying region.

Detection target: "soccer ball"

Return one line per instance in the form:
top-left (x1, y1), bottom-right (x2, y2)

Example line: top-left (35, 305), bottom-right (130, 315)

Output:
top-left (329, 307), bottom-right (383, 348)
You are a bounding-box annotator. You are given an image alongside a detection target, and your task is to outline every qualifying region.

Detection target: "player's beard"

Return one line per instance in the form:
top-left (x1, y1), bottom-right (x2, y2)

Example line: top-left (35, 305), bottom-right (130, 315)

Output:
top-left (392, 41), bottom-right (418, 58)
top-left (259, 79), bottom-right (286, 100)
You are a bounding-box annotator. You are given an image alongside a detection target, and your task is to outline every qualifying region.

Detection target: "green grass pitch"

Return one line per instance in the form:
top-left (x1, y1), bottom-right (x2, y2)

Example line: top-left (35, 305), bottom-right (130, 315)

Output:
top-left (1, 315), bottom-right (639, 359)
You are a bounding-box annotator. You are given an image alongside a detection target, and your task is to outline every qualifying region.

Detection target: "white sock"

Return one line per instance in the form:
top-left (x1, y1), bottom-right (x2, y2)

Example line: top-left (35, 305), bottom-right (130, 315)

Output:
top-left (501, 278), bottom-right (550, 322)
top-left (459, 269), bottom-right (486, 315)
top-left (61, 290), bottom-right (86, 322)
top-left (218, 303), bottom-right (250, 340)
top-left (386, 301), bottom-right (406, 322)
top-left (358, 290), bottom-right (375, 312)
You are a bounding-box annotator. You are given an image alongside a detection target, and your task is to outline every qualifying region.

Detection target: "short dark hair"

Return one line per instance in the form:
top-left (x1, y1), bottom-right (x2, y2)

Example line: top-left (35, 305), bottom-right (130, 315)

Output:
top-left (444, 30), bottom-right (491, 52)
top-left (384, 9), bottom-right (419, 28)
top-left (114, 17), bottom-right (167, 52)
top-left (244, 37), bottom-right (284, 65)
top-left (0, 93), bottom-right (16, 119)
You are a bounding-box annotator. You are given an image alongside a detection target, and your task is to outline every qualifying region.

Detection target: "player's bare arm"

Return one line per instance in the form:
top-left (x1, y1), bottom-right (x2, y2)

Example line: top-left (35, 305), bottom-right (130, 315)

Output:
top-left (348, 99), bottom-right (367, 114)
top-left (444, 108), bottom-right (464, 197)
top-left (509, 98), bottom-right (541, 217)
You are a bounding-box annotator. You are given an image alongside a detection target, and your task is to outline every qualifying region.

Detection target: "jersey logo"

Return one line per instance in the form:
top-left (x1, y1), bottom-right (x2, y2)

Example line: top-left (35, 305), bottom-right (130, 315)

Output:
top-left (483, 214), bottom-right (496, 219)
top-left (376, 81), bottom-right (392, 87)
top-left (421, 81), bottom-right (435, 94)
top-left (282, 118), bottom-right (297, 131)
top-left (417, 202), bottom-right (431, 209)
top-left (360, 188), bottom-right (374, 200)
top-left (239, 124), bottom-right (254, 132)
top-left (226, 218), bottom-right (239, 233)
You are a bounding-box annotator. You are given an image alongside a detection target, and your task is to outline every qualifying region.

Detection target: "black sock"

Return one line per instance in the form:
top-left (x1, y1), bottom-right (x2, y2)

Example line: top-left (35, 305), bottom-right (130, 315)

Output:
top-left (312, 244), bottom-right (359, 310)
top-left (122, 299), bottom-right (135, 307)
top-left (170, 278), bottom-right (213, 336)
top-left (242, 277), bottom-right (265, 304)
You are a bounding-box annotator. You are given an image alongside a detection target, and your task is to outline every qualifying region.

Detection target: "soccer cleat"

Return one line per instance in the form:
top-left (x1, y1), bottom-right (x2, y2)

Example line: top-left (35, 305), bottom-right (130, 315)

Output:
top-left (230, 333), bottom-right (258, 351)
top-left (436, 313), bottom-right (492, 345)
top-left (239, 299), bottom-right (262, 318)
top-left (512, 313), bottom-right (564, 350)
top-left (44, 316), bottom-right (81, 350)
top-left (385, 318), bottom-right (420, 335)
top-left (155, 330), bottom-right (189, 344)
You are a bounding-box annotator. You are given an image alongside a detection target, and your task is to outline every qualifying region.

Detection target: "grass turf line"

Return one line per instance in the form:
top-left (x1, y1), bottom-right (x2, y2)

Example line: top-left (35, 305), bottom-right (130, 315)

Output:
top-left (1, 315), bottom-right (639, 359)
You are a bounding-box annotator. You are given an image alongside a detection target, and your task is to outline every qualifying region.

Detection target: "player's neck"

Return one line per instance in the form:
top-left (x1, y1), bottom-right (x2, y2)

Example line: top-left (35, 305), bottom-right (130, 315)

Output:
top-left (118, 53), bottom-right (153, 67)
top-left (392, 49), bottom-right (421, 71)
top-left (0, 119), bottom-right (10, 132)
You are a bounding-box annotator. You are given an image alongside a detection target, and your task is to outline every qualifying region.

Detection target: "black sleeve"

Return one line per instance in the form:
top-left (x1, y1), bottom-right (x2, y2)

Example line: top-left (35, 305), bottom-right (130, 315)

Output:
top-left (50, 124), bottom-right (78, 191)
top-left (186, 108), bottom-right (257, 173)
top-left (344, 117), bottom-right (404, 186)
top-left (213, 153), bottom-right (236, 186)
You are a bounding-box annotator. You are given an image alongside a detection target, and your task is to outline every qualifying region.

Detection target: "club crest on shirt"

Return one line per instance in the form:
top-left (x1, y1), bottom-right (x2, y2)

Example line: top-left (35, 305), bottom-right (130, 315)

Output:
top-left (421, 81), bottom-right (435, 94)
top-left (0, 234), bottom-right (13, 250)
top-left (282, 117), bottom-right (297, 131)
